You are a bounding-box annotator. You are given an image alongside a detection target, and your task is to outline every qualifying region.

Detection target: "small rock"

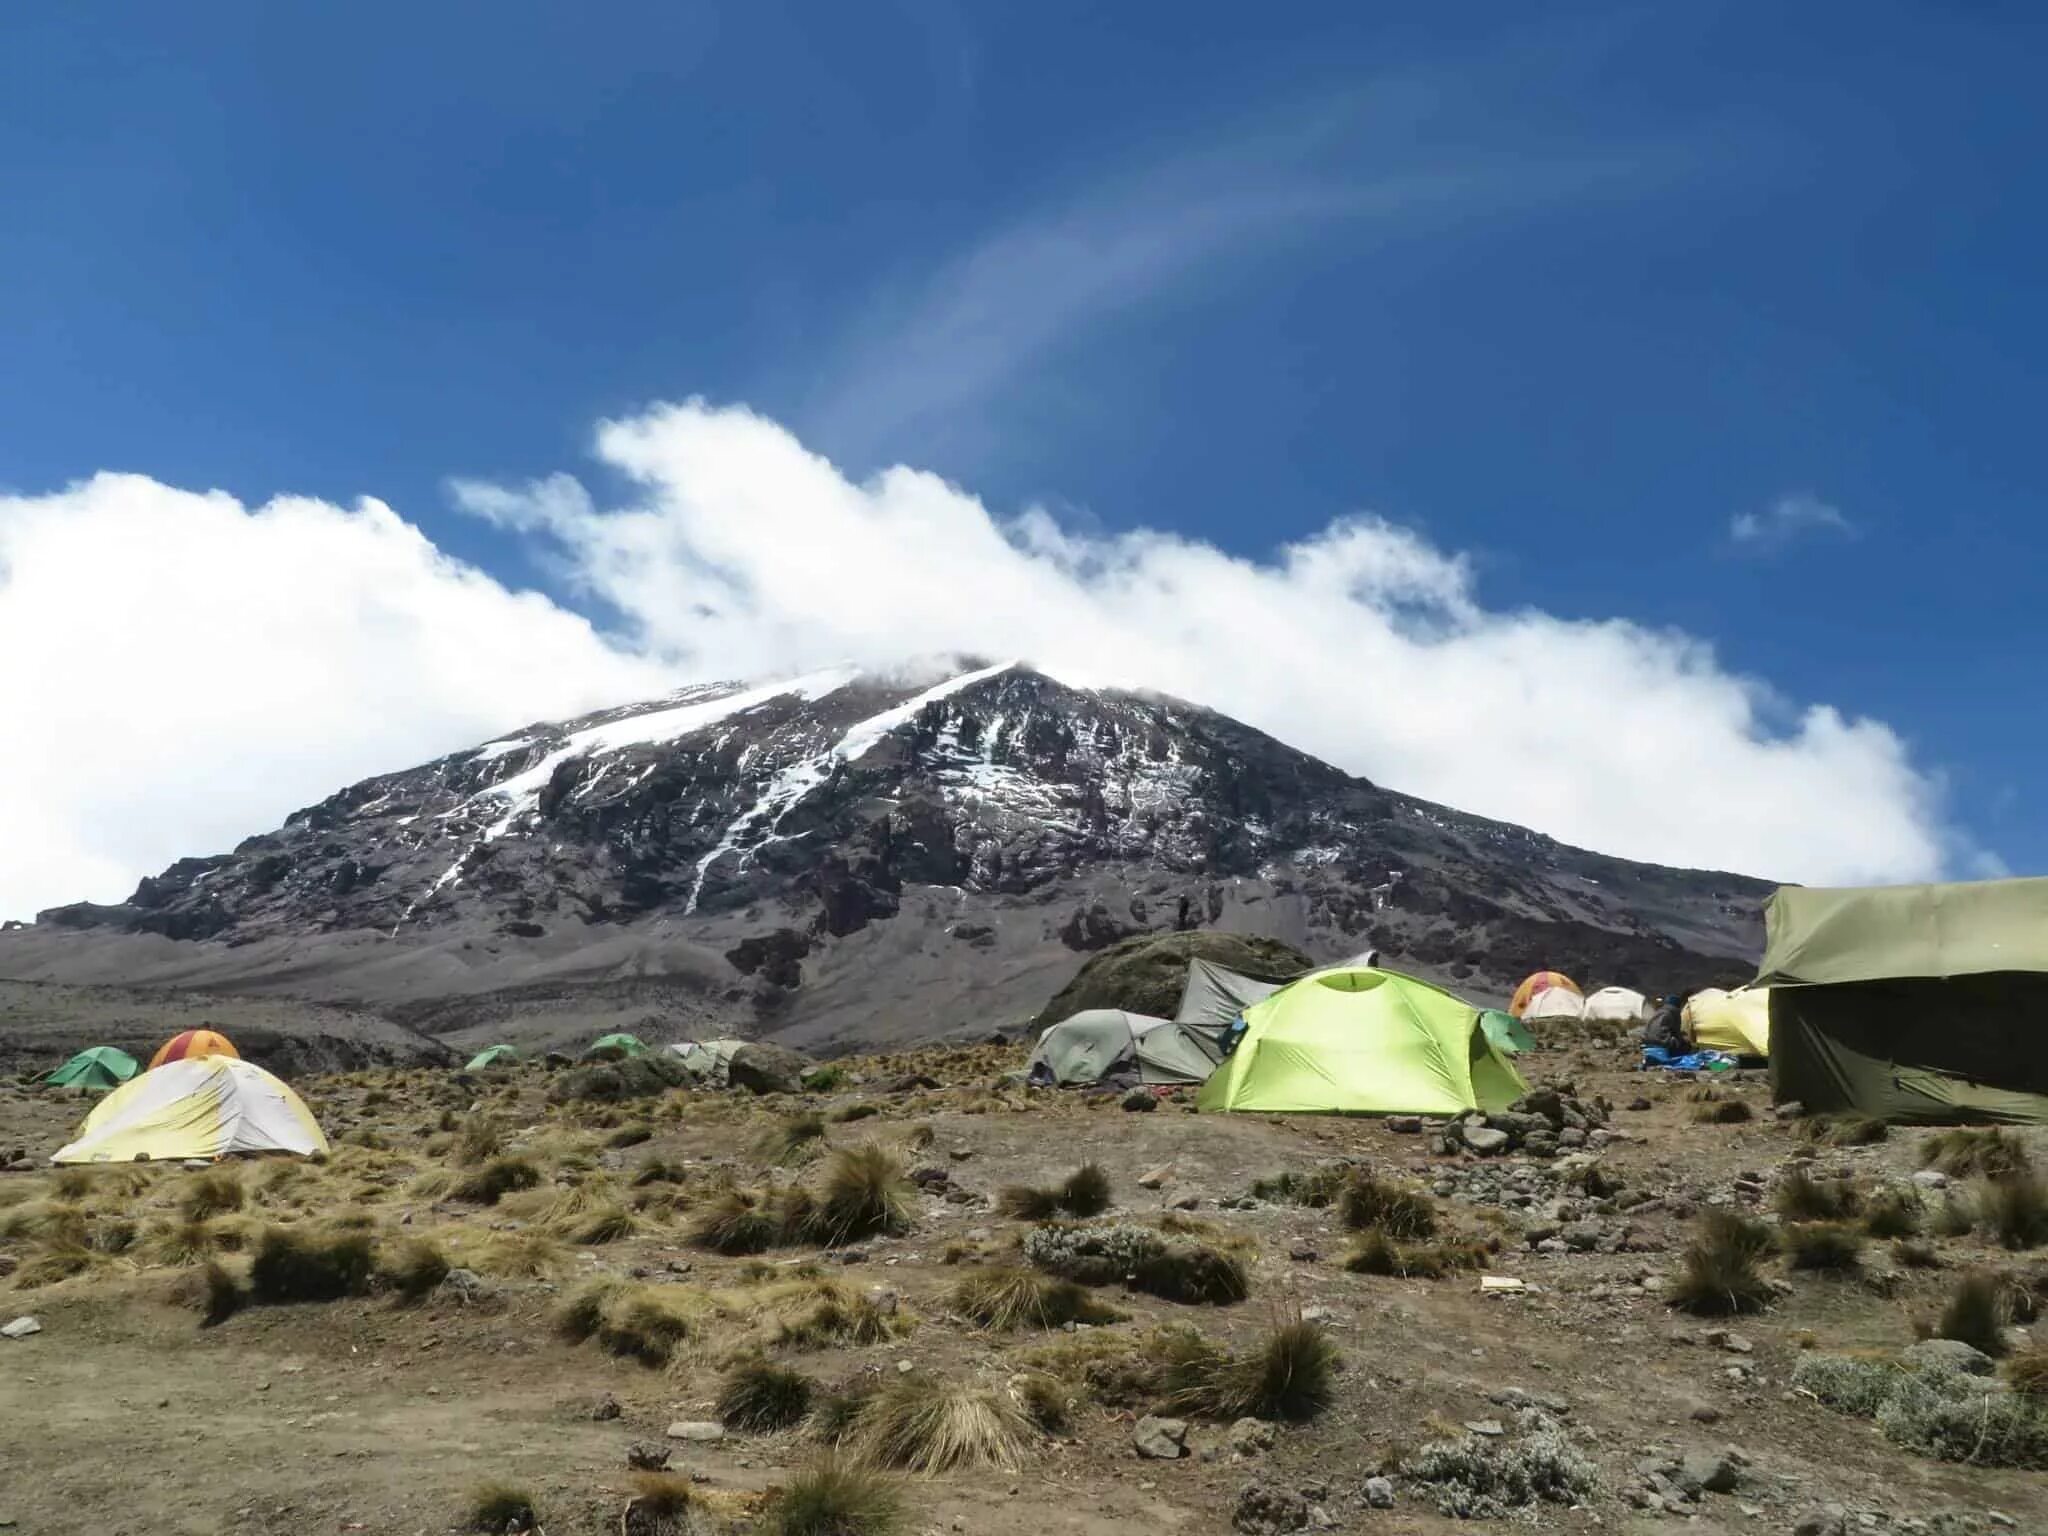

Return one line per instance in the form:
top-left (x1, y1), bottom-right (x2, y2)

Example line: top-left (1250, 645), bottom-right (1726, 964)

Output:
top-left (1170, 1193), bottom-right (1202, 1211)
top-left (1904, 1337), bottom-right (1995, 1376)
top-left (1704, 1328), bottom-right (1754, 1354)
top-left (1626, 1097), bottom-right (1653, 1111)
top-left (1228, 1417), bottom-right (1277, 1455)
top-left (1287, 1242), bottom-right (1319, 1263)
top-left (1386, 1116), bottom-right (1422, 1134)
top-left (1463, 1126), bottom-right (1511, 1157)
top-left (1677, 1449), bottom-right (1742, 1495)
top-left (590, 1392), bottom-right (623, 1421)
top-left (947, 1145), bottom-right (975, 1161)
top-left (1137, 1164), bottom-right (1174, 1189)
top-left (0, 1317), bottom-right (40, 1340)
top-left (439, 1268), bottom-right (488, 1302)
top-left (1122, 1090), bottom-right (1159, 1113)
top-left (1561, 1220), bottom-right (1605, 1252)
top-left (1792, 1507), bottom-right (1848, 1536)
top-left (1463, 1419), bottom-right (1505, 1436)
top-left (626, 1442), bottom-right (671, 1470)
top-left (1773, 1101), bottom-right (1806, 1121)
top-left (1911, 1169), bottom-right (1950, 1190)
top-left (666, 1421), bottom-right (725, 1443)
top-left (1231, 1482), bottom-right (1309, 1536)
top-left (1687, 1402), bottom-right (1722, 1424)
top-left (1362, 1475), bottom-right (1395, 1509)
top-left (1133, 1415), bottom-right (1189, 1460)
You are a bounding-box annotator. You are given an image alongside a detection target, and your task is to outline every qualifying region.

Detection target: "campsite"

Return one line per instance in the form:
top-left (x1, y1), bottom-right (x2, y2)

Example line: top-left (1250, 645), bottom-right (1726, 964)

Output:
top-left (3, 880), bottom-right (2047, 1535)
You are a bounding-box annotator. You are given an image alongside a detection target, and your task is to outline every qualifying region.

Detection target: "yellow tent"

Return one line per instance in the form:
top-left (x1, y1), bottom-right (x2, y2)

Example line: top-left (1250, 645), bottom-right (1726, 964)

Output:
top-left (52, 1056), bottom-right (329, 1164)
top-left (1684, 987), bottom-right (1771, 1058)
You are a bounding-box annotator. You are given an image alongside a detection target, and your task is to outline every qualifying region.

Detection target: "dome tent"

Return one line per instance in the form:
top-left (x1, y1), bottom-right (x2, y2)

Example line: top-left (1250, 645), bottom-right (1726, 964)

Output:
top-left (46, 1047), bottom-right (140, 1091)
top-left (1029, 1009), bottom-right (1228, 1087)
top-left (53, 1056), bottom-right (328, 1164)
top-left (1522, 986), bottom-right (1586, 1022)
top-left (1509, 972), bottom-right (1580, 1020)
top-left (1197, 967), bottom-right (1526, 1116)
top-left (1684, 987), bottom-right (1771, 1058)
top-left (585, 1033), bottom-right (648, 1060)
top-left (1582, 987), bottom-right (1650, 1024)
top-left (149, 1029), bottom-right (239, 1069)
top-left (464, 1045), bottom-right (519, 1072)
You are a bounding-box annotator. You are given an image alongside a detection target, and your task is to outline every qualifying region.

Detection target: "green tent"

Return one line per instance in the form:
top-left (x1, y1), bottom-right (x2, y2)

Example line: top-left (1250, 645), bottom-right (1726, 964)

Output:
top-left (45, 1046), bottom-right (140, 1091)
top-left (1760, 878), bottom-right (2048, 1124)
top-left (464, 1045), bottom-right (519, 1072)
top-left (585, 1033), bottom-right (649, 1060)
top-left (1029, 1009), bottom-right (1228, 1087)
top-left (1197, 968), bottom-right (1526, 1116)
top-left (1478, 1009), bottom-right (1536, 1055)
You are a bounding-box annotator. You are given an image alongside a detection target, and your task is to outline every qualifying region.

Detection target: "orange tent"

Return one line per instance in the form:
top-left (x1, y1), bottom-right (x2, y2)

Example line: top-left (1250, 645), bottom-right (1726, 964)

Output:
top-left (148, 1029), bottom-right (240, 1069)
top-left (1508, 971), bottom-right (1581, 1019)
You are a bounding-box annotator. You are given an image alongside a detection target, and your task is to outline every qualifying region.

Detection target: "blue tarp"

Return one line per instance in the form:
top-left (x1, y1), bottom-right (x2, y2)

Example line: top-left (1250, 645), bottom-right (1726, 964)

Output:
top-left (1642, 1046), bottom-right (1739, 1073)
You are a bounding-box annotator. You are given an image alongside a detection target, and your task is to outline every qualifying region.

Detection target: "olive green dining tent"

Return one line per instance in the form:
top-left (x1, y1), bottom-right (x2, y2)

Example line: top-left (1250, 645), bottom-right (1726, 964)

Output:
top-left (464, 1044), bottom-right (519, 1072)
top-left (1760, 877), bottom-right (2048, 1123)
top-left (1197, 967), bottom-right (1526, 1116)
top-left (45, 1046), bottom-right (140, 1091)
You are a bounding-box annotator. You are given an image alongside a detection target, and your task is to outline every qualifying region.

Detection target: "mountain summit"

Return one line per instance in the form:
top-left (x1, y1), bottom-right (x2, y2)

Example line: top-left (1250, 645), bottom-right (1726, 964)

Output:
top-left (2, 660), bottom-right (1769, 1054)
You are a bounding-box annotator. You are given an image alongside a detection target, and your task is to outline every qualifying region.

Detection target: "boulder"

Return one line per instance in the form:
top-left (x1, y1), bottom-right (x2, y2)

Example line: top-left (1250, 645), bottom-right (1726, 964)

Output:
top-left (548, 1051), bottom-right (689, 1103)
top-left (1676, 1448), bottom-right (1743, 1495)
top-left (729, 1042), bottom-right (815, 1096)
top-left (1231, 1482), bottom-right (1309, 1535)
top-left (0, 1316), bottom-right (40, 1340)
top-left (1463, 1126), bottom-right (1511, 1157)
top-left (1903, 1338), bottom-right (1995, 1376)
top-left (1228, 1418), bottom-right (1277, 1456)
top-left (666, 1421), bottom-right (725, 1443)
top-left (1362, 1476), bottom-right (1395, 1509)
top-left (1133, 1416), bottom-right (1189, 1460)
top-left (1034, 931), bottom-right (1312, 1028)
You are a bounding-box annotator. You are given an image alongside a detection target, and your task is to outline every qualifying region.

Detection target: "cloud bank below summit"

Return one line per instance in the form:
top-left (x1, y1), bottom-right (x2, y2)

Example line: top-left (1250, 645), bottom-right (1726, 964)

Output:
top-left (0, 400), bottom-right (1951, 919)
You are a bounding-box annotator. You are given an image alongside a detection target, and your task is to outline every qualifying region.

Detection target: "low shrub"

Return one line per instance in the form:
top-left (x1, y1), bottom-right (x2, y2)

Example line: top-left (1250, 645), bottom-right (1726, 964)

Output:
top-left (1863, 1190), bottom-right (1922, 1239)
top-left (801, 1067), bottom-right (850, 1093)
top-left (1405, 1429), bottom-right (1601, 1518)
top-left (810, 1145), bottom-right (914, 1246)
top-left (1934, 1271), bottom-right (2010, 1357)
top-left (1060, 1162), bottom-right (1113, 1218)
top-left (1339, 1174), bottom-right (1437, 1238)
top-left (466, 1482), bottom-right (538, 1533)
top-left (452, 1114), bottom-right (505, 1167)
top-left (1249, 1166), bottom-right (1350, 1208)
top-left (1164, 1316), bottom-right (1336, 1422)
top-left (382, 1238), bottom-right (452, 1302)
top-left (688, 1189), bottom-right (779, 1255)
top-left (2007, 1352), bottom-right (2048, 1400)
top-left (1805, 1115), bottom-right (1890, 1147)
top-left (1979, 1172), bottom-right (2048, 1251)
top-left (1667, 1211), bottom-right (1774, 1317)
top-left (1021, 1221), bottom-right (1249, 1304)
top-left (1344, 1229), bottom-right (1487, 1280)
top-left (1791, 1353), bottom-right (1899, 1417)
top-left (1878, 1367), bottom-right (2048, 1468)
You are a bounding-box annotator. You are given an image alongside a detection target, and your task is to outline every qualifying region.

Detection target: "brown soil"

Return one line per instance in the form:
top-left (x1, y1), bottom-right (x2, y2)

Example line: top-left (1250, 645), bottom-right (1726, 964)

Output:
top-left (1, 1038), bottom-right (2042, 1535)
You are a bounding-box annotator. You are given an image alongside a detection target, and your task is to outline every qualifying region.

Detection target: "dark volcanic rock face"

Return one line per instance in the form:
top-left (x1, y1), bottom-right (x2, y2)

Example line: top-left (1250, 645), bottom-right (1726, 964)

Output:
top-left (6, 660), bottom-right (1771, 1054)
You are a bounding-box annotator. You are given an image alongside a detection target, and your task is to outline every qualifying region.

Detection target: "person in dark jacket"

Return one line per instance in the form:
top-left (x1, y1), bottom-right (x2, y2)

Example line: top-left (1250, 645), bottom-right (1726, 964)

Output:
top-left (1643, 994), bottom-right (1688, 1053)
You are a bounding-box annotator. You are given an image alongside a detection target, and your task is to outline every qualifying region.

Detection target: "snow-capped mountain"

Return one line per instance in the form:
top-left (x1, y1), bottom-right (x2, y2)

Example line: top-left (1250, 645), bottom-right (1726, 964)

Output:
top-left (1, 660), bottom-right (1770, 1054)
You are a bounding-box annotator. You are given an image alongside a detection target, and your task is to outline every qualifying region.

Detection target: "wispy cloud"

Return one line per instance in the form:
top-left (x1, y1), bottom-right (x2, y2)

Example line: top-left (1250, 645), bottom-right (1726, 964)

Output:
top-left (1730, 492), bottom-right (1858, 554)
top-left (805, 87), bottom-right (1682, 465)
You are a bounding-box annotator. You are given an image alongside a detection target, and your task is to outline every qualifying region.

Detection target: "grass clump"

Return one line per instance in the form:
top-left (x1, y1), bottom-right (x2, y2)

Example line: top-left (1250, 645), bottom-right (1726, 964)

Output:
top-left (557, 1278), bottom-right (695, 1368)
top-left (554, 1201), bottom-right (637, 1246)
top-left (1692, 1099), bottom-right (1755, 1125)
top-left (831, 1103), bottom-right (881, 1124)
top-left (688, 1189), bottom-right (780, 1255)
top-left (623, 1472), bottom-right (698, 1536)
top-left (2007, 1352), bottom-right (2048, 1400)
top-left (1864, 1189), bottom-right (1922, 1239)
top-left (632, 1155), bottom-right (687, 1188)
top-left (760, 1455), bottom-right (903, 1536)
top-left (854, 1374), bottom-right (1036, 1473)
top-left (773, 1281), bottom-right (902, 1350)
top-left (454, 1156), bottom-right (542, 1206)
top-left (1922, 1128), bottom-right (2031, 1180)
top-left (382, 1237), bottom-right (452, 1302)
top-left (452, 1113), bottom-right (506, 1166)
top-left (466, 1482), bottom-right (538, 1533)
top-left (177, 1169), bottom-right (245, 1221)
top-left (1934, 1271), bottom-right (2010, 1357)
top-left (1774, 1168), bottom-right (1861, 1221)
top-left (1805, 1115), bottom-right (1890, 1147)
top-left (1668, 1211), bottom-right (1775, 1317)
top-left (1010, 1372), bottom-right (1073, 1434)
top-left (1783, 1223), bottom-right (1865, 1273)
top-left (759, 1113), bottom-right (829, 1166)
top-left (607, 1123), bottom-right (654, 1149)
top-left (1249, 1166), bottom-right (1350, 1208)
top-left (810, 1144), bottom-right (914, 1247)
top-left (137, 1217), bottom-right (230, 1268)
top-left (247, 1226), bottom-right (377, 1304)
top-left (1344, 1229), bottom-right (1487, 1280)
top-left (801, 1066), bottom-right (850, 1093)
top-left (1164, 1316), bottom-right (1336, 1422)
top-left (1406, 1430), bottom-right (1602, 1519)
top-left (997, 1162), bottom-right (1113, 1221)
top-left (1894, 1239), bottom-right (1944, 1270)
top-left (718, 1358), bottom-right (816, 1431)
top-left (198, 1260), bottom-right (245, 1326)
top-left (1339, 1174), bottom-right (1437, 1238)
top-left (1979, 1172), bottom-right (2048, 1250)
top-left (952, 1267), bottom-right (1121, 1331)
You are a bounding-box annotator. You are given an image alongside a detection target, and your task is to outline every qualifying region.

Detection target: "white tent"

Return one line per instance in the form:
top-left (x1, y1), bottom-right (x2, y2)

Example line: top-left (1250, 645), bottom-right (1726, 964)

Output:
top-left (1029, 1010), bottom-right (1228, 1087)
top-left (1522, 986), bottom-right (1586, 1022)
top-left (52, 1057), bottom-right (329, 1165)
top-left (1582, 986), bottom-right (1649, 1024)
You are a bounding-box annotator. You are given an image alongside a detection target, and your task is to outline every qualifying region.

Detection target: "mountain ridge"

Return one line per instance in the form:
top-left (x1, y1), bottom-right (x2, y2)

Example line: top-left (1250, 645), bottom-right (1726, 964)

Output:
top-left (0, 659), bottom-right (1771, 1057)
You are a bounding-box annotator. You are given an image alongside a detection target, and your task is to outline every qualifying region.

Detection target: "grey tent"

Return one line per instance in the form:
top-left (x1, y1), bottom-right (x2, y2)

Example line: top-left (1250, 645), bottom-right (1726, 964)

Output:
top-left (665, 1039), bottom-right (746, 1086)
top-left (1029, 1009), bottom-right (1229, 1087)
top-left (1174, 960), bottom-right (1288, 1031)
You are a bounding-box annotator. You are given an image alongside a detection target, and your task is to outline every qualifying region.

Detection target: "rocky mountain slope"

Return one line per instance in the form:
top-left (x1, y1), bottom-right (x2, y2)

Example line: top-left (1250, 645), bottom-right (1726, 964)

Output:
top-left (0, 660), bottom-right (1771, 1056)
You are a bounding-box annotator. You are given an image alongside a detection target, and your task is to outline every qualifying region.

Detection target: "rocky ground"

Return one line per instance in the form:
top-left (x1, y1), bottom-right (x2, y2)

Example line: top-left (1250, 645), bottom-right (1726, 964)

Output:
top-left (0, 1028), bottom-right (2042, 1536)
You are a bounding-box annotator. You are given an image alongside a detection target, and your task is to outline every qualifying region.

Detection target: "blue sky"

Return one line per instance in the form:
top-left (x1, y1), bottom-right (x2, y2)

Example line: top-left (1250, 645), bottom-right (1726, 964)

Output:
top-left (2, 1), bottom-right (2043, 904)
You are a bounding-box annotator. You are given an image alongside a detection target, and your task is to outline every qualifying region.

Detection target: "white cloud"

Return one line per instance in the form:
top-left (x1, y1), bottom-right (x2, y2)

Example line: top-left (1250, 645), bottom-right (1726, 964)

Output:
top-left (0, 409), bottom-right (1962, 922)
top-left (461, 400), bottom-right (1956, 888)
top-left (1730, 492), bottom-right (1857, 552)
top-left (0, 474), bottom-right (668, 920)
